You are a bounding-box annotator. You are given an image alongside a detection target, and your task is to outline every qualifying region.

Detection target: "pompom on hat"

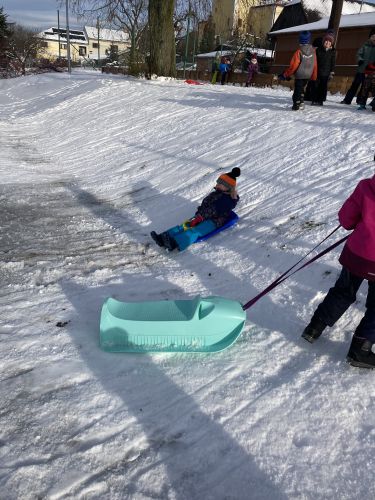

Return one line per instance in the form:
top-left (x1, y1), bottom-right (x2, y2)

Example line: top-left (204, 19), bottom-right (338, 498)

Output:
top-left (216, 167), bottom-right (241, 190)
top-left (299, 31), bottom-right (311, 44)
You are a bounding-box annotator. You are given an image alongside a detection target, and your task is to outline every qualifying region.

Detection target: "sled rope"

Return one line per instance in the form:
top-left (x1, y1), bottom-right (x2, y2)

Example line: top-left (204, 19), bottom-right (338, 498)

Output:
top-left (242, 225), bottom-right (348, 311)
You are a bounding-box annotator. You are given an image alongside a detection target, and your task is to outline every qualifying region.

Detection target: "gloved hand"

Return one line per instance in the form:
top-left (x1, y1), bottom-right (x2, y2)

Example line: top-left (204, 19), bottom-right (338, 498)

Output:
top-left (183, 214), bottom-right (204, 230)
top-left (189, 214), bottom-right (204, 227)
top-left (358, 59), bottom-right (364, 66)
top-left (278, 73), bottom-right (286, 81)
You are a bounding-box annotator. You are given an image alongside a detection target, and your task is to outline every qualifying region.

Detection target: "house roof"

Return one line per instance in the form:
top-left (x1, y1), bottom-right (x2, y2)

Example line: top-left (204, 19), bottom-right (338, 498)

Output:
top-left (270, 11), bottom-right (375, 34)
top-left (38, 26), bottom-right (129, 44)
top-left (40, 27), bottom-right (88, 44)
top-left (287, 0), bottom-right (375, 18)
top-left (84, 26), bottom-right (129, 43)
top-left (196, 47), bottom-right (274, 59)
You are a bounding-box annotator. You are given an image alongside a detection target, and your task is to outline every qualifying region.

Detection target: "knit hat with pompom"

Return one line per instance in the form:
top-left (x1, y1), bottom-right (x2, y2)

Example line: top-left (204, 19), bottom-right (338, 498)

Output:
top-left (216, 167), bottom-right (241, 190)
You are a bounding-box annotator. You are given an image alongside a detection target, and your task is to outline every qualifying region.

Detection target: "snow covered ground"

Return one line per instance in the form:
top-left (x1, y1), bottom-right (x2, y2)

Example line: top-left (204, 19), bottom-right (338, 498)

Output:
top-left (1, 69), bottom-right (374, 500)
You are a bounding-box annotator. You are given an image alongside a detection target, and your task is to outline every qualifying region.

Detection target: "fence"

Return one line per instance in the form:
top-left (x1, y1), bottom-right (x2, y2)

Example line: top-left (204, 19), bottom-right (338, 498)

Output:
top-left (101, 66), bottom-right (355, 94)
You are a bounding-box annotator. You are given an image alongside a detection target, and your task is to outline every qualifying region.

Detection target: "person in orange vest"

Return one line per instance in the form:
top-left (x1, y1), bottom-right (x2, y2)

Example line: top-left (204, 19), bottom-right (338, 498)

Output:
top-left (278, 31), bottom-right (318, 110)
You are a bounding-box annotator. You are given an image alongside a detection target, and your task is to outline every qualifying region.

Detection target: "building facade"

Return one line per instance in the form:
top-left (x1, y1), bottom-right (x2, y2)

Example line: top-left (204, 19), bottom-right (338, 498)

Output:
top-left (38, 26), bottom-right (129, 64)
top-left (212, 0), bottom-right (286, 45)
top-left (269, 12), bottom-right (375, 76)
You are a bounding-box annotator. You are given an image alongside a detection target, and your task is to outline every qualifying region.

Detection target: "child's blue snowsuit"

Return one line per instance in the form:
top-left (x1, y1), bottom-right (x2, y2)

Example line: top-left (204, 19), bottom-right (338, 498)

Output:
top-left (166, 220), bottom-right (217, 251)
top-left (163, 188), bottom-right (239, 251)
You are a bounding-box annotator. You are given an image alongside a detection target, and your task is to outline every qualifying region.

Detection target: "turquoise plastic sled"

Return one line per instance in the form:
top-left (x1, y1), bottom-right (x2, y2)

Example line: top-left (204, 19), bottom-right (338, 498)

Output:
top-left (196, 211), bottom-right (239, 242)
top-left (100, 295), bottom-right (246, 353)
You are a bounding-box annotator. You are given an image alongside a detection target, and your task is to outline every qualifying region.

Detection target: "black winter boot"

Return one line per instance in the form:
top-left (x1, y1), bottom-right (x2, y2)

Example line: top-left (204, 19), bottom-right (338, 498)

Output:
top-left (301, 316), bottom-right (327, 343)
top-left (150, 231), bottom-right (164, 247)
top-left (346, 336), bottom-right (375, 369)
top-left (161, 232), bottom-right (178, 251)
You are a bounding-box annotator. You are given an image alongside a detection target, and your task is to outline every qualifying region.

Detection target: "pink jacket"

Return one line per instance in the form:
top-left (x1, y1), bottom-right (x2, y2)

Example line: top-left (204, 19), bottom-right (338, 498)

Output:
top-left (338, 175), bottom-right (375, 280)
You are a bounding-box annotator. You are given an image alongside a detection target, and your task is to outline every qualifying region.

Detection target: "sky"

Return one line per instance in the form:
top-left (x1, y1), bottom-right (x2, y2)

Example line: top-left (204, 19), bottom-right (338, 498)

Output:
top-left (2, 0), bottom-right (375, 29)
top-left (1, 0), bottom-right (82, 29)
top-left (1, 69), bottom-right (375, 499)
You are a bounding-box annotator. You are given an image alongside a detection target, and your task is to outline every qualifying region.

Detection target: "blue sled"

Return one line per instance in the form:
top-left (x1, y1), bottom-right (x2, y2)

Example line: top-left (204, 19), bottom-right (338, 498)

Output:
top-left (196, 211), bottom-right (239, 242)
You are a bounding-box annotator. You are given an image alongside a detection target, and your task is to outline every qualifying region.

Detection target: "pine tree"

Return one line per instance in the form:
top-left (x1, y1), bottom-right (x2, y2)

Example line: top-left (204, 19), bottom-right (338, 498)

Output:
top-left (0, 7), bottom-right (10, 41)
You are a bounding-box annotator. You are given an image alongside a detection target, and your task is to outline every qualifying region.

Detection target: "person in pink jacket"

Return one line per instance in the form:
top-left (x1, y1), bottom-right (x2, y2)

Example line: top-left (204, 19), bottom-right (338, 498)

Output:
top-left (302, 158), bottom-right (375, 369)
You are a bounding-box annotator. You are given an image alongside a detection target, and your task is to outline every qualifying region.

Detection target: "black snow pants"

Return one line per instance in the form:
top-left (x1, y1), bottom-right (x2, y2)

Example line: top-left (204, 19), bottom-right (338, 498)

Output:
top-left (342, 72), bottom-right (365, 104)
top-left (292, 79), bottom-right (308, 106)
top-left (314, 267), bottom-right (375, 341)
top-left (313, 76), bottom-right (329, 103)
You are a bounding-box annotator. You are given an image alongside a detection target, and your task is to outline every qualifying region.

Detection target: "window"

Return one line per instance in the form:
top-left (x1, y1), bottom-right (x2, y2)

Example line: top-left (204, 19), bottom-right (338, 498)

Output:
top-left (93, 43), bottom-right (98, 48)
top-left (79, 46), bottom-right (87, 56)
top-left (60, 43), bottom-right (67, 49)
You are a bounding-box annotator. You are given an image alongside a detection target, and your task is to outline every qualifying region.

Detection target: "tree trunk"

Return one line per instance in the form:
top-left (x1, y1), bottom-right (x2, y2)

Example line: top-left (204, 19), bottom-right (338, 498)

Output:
top-left (148, 0), bottom-right (176, 77)
top-left (328, 0), bottom-right (344, 45)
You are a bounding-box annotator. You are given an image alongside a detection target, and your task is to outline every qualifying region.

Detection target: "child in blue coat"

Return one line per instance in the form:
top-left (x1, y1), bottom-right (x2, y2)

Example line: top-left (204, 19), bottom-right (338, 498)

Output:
top-left (151, 168), bottom-right (240, 252)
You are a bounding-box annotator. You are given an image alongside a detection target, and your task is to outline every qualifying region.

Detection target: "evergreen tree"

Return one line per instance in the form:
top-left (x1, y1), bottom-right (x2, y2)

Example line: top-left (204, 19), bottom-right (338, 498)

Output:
top-left (0, 7), bottom-right (10, 41)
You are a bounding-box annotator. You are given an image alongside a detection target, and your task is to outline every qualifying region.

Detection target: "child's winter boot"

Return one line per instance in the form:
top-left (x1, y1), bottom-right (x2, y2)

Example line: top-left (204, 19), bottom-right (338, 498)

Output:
top-left (346, 335), bottom-right (375, 369)
top-left (292, 102), bottom-right (300, 111)
top-left (150, 231), bottom-right (164, 247)
top-left (161, 232), bottom-right (178, 251)
top-left (301, 316), bottom-right (327, 343)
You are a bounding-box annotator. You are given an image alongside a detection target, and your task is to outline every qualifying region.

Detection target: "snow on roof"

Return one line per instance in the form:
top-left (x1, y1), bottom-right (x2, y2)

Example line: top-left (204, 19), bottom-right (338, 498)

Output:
top-left (39, 27), bottom-right (88, 44)
top-left (84, 26), bottom-right (129, 43)
top-left (38, 26), bottom-right (129, 44)
top-left (197, 47), bottom-right (274, 59)
top-left (270, 11), bottom-right (375, 34)
top-left (283, 0), bottom-right (375, 16)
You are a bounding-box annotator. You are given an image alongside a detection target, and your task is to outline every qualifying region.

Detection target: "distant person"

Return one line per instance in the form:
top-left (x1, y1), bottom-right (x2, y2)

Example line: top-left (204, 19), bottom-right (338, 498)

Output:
top-left (304, 35), bottom-right (324, 101)
top-left (242, 50), bottom-right (252, 73)
top-left (302, 159), bottom-right (375, 369)
top-left (150, 168), bottom-right (240, 252)
top-left (278, 31), bottom-right (317, 110)
top-left (219, 57), bottom-right (231, 85)
top-left (311, 31), bottom-right (336, 106)
top-left (245, 53), bottom-right (259, 87)
top-left (341, 27), bottom-right (375, 105)
top-left (211, 51), bottom-right (221, 84)
top-left (357, 60), bottom-right (375, 111)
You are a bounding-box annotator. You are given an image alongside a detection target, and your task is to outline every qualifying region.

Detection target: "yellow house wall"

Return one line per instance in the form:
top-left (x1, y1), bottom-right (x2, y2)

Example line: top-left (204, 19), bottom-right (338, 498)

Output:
top-left (212, 0), bottom-right (236, 40)
top-left (248, 5), bottom-right (283, 43)
top-left (39, 38), bottom-right (128, 62)
top-left (212, 0), bottom-right (264, 40)
top-left (40, 40), bottom-right (82, 62)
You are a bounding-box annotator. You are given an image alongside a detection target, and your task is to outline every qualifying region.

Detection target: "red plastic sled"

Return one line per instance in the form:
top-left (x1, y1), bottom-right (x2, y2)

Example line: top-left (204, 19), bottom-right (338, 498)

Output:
top-left (185, 79), bottom-right (204, 85)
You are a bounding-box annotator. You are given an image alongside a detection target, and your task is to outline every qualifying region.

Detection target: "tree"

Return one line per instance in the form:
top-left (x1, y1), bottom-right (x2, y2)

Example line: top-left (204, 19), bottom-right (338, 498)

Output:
top-left (6, 25), bottom-right (45, 75)
top-left (148, 0), bottom-right (175, 77)
top-left (70, 0), bottom-right (148, 73)
top-left (0, 7), bottom-right (10, 41)
top-left (199, 14), bottom-right (215, 53)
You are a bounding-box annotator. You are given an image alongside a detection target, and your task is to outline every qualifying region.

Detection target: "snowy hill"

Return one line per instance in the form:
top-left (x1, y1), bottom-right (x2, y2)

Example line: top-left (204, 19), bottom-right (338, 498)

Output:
top-left (0, 70), bottom-right (374, 499)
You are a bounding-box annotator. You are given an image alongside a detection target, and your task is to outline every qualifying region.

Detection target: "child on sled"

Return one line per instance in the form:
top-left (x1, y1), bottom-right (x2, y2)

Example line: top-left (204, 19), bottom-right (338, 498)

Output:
top-left (151, 168), bottom-right (241, 252)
